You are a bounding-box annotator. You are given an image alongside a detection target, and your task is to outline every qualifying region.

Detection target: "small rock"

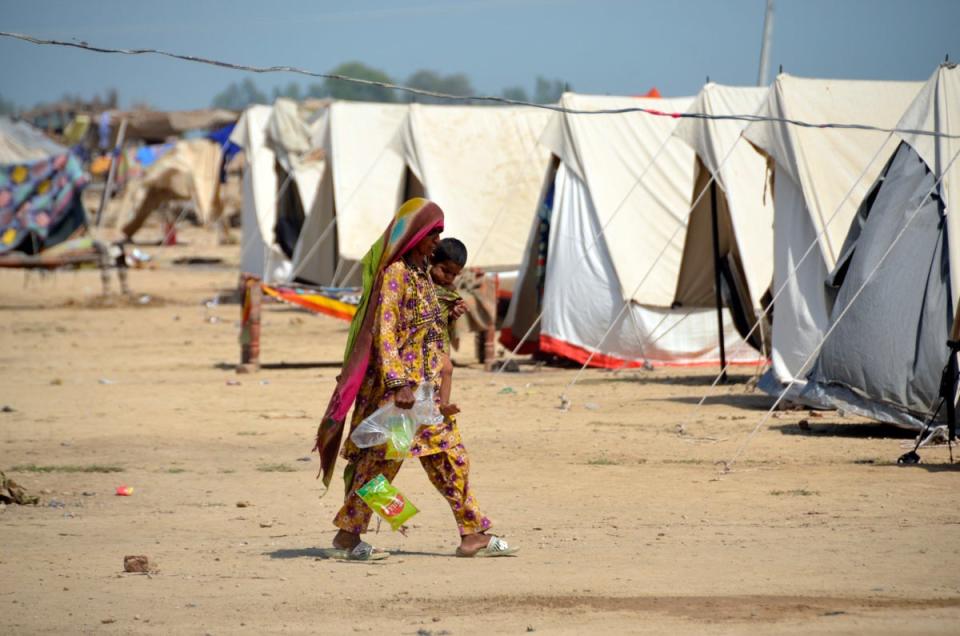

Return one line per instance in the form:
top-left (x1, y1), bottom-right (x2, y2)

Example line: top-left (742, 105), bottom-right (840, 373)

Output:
top-left (798, 419), bottom-right (811, 431)
top-left (1, 405), bottom-right (14, 413)
top-left (527, 627), bottom-right (536, 633)
top-left (82, 491), bottom-right (96, 497)
top-left (226, 380), bottom-right (241, 386)
top-left (236, 501), bottom-right (252, 508)
top-left (123, 555), bottom-right (152, 573)
top-left (296, 456), bottom-right (312, 462)
top-left (50, 378), bottom-right (63, 386)
top-left (98, 378), bottom-right (115, 385)
top-left (101, 618), bottom-right (116, 624)
top-left (259, 521), bottom-right (273, 528)
top-left (584, 402), bottom-right (600, 411)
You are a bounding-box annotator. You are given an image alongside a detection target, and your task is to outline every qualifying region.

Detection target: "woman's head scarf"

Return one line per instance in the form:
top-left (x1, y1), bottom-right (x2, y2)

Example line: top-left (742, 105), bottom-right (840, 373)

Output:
top-left (314, 198), bottom-right (444, 486)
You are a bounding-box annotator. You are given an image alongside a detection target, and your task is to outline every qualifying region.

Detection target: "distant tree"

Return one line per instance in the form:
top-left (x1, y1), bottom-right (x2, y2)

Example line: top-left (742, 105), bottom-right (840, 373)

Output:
top-left (403, 70), bottom-right (475, 104)
top-left (534, 76), bottom-right (567, 104)
top-left (212, 78), bottom-right (268, 110)
top-left (306, 82), bottom-right (328, 99)
top-left (500, 85), bottom-right (529, 102)
top-left (0, 94), bottom-right (17, 116)
top-left (272, 82), bottom-right (303, 101)
top-left (322, 62), bottom-right (395, 102)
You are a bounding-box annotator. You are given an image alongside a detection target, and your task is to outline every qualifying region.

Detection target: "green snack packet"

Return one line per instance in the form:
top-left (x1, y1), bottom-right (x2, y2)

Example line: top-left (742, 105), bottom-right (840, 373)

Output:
top-left (357, 474), bottom-right (419, 531)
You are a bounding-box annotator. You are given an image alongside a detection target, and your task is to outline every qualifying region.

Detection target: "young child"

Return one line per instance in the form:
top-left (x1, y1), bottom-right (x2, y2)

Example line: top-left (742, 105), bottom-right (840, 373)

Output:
top-left (430, 238), bottom-right (467, 418)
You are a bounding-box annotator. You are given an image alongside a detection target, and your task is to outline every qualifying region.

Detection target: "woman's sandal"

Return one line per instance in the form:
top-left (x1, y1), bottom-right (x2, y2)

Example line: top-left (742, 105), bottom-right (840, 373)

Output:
top-left (325, 541), bottom-right (390, 561)
top-left (455, 535), bottom-right (519, 558)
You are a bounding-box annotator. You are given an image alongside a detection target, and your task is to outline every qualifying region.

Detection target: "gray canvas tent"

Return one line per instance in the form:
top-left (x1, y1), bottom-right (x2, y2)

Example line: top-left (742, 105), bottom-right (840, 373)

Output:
top-left (801, 64), bottom-right (960, 431)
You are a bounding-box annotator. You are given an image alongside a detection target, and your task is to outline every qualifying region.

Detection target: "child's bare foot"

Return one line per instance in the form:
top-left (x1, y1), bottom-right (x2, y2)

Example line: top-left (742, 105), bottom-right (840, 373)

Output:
top-left (439, 403), bottom-right (460, 417)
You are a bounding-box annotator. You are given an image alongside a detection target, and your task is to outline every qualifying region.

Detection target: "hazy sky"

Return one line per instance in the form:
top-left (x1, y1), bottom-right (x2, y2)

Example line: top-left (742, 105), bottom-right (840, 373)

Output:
top-left (0, 0), bottom-right (956, 110)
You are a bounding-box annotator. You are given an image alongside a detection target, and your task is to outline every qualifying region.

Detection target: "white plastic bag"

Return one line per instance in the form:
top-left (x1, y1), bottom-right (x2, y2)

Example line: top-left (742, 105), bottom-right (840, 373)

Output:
top-left (350, 384), bottom-right (443, 457)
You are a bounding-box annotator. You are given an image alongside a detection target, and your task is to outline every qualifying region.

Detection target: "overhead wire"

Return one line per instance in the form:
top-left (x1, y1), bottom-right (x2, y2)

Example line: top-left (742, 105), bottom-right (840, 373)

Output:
top-left (2, 31), bottom-right (958, 139)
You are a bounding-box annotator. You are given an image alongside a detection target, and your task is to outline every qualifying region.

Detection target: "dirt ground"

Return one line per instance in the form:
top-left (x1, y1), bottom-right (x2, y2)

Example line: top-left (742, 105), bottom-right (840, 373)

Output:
top-left (1, 227), bottom-right (958, 634)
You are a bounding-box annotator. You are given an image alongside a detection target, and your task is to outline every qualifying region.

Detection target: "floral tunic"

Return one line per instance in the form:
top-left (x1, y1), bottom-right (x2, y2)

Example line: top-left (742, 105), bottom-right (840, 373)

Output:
top-left (341, 259), bottom-right (462, 463)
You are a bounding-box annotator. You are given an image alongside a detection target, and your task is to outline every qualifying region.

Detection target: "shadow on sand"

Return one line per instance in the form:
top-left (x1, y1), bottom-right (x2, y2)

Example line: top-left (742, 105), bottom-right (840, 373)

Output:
top-left (770, 421), bottom-right (917, 440)
top-left (214, 361), bottom-right (343, 372)
top-left (266, 547), bottom-right (450, 560)
top-left (665, 393), bottom-right (776, 411)
top-left (576, 372), bottom-right (757, 387)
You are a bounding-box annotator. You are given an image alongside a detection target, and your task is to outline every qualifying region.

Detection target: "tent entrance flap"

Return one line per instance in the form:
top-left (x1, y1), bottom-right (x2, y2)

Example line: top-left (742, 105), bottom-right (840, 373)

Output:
top-left (502, 155), bottom-right (560, 348)
top-left (274, 162), bottom-right (306, 260)
top-left (673, 161), bottom-right (765, 351)
top-left (802, 143), bottom-right (950, 430)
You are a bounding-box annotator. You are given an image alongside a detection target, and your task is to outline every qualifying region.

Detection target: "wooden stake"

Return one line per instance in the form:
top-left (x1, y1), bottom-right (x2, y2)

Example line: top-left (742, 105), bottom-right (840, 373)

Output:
top-left (238, 274), bottom-right (262, 373)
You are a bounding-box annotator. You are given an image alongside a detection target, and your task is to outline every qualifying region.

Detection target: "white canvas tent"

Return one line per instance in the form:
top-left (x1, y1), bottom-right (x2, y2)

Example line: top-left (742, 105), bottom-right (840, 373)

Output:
top-left (290, 101), bottom-right (409, 286)
top-left (742, 75), bottom-right (923, 397)
top-left (290, 102), bottom-right (552, 286)
top-left (505, 92), bottom-right (757, 368)
top-left (402, 104), bottom-right (552, 269)
top-left (802, 64), bottom-right (960, 430)
top-left (231, 99), bottom-right (327, 283)
top-left (0, 117), bottom-right (66, 164)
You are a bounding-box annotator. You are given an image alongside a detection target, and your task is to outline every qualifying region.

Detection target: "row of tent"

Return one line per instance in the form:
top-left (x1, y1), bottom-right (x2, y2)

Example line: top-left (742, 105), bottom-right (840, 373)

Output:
top-left (230, 64), bottom-right (958, 431)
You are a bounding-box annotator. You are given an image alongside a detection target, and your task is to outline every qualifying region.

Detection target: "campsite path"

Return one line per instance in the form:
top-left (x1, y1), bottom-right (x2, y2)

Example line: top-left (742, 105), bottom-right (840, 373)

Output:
top-left (1, 228), bottom-right (958, 634)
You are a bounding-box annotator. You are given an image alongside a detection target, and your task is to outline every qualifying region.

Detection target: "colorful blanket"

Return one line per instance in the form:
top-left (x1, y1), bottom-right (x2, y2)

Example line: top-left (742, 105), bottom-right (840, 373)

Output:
top-left (262, 284), bottom-right (359, 322)
top-left (0, 153), bottom-right (87, 254)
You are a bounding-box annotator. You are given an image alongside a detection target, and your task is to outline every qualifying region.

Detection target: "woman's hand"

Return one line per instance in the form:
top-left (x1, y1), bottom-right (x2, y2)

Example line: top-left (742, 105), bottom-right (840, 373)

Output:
top-left (394, 385), bottom-right (416, 409)
top-left (451, 300), bottom-right (468, 321)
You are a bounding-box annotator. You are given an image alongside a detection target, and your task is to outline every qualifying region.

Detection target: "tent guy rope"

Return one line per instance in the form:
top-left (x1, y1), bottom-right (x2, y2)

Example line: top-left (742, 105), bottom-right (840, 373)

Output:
top-left (555, 130), bottom-right (748, 403)
top-left (721, 144), bottom-right (960, 474)
top-left (676, 132), bottom-right (896, 436)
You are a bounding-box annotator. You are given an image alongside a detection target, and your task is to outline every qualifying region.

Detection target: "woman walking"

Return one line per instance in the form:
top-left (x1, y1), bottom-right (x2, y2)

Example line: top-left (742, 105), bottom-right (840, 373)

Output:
top-left (314, 198), bottom-right (516, 560)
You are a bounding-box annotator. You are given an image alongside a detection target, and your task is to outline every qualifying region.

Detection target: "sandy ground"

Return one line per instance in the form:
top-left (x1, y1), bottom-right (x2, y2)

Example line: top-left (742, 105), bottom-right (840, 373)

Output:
top-left (1, 227), bottom-right (959, 634)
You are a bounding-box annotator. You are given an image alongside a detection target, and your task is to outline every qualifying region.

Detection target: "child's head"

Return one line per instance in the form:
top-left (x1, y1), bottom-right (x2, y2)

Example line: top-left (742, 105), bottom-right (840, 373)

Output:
top-left (430, 238), bottom-right (467, 287)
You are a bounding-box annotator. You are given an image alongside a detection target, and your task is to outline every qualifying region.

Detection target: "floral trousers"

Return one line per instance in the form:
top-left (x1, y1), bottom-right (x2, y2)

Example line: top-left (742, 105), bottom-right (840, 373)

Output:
top-left (333, 442), bottom-right (493, 536)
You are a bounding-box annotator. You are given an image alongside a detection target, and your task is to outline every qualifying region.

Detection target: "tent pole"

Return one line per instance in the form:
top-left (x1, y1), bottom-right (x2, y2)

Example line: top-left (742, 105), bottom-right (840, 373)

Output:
top-left (757, 0), bottom-right (775, 86)
top-left (709, 179), bottom-right (728, 383)
top-left (95, 117), bottom-right (127, 228)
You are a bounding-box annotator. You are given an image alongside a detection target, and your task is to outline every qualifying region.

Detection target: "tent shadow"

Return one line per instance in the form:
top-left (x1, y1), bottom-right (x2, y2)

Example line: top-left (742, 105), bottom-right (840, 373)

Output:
top-left (894, 462), bottom-right (960, 473)
top-left (665, 394), bottom-right (775, 411)
top-left (770, 421), bottom-right (916, 439)
top-left (214, 361), bottom-right (343, 371)
top-left (578, 373), bottom-right (756, 387)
